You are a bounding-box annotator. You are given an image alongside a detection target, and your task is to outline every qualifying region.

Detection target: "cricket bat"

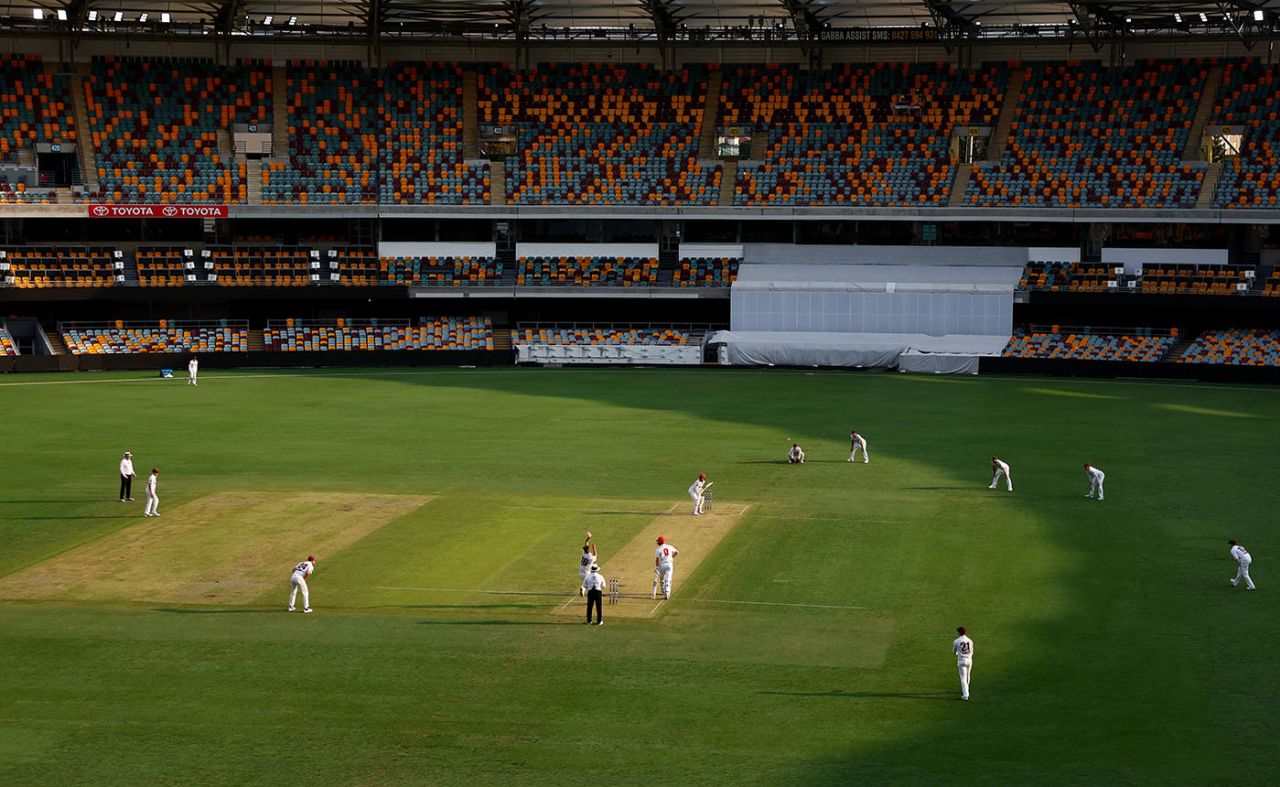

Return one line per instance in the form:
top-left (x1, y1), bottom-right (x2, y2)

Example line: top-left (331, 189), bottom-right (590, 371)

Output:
top-left (701, 481), bottom-right (715, 492)
top-left (652, 571), bottom-right (659, 599)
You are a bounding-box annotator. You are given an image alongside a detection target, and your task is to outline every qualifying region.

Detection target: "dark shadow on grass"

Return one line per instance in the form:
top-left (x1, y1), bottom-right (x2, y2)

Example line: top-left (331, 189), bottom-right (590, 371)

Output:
top-left (760, 689), bottom-right (955, 701)
top-left (153, 608), bottom-right (269, 615)
top-left (0, 499), bottom-right (108, 504)
top-left (416, 619), bottom-right (562, 626)
top-left (17, 515), bottom-right (139, 520)
top-left (398, 603), bottom-right (555, 610)
top-left (902, 486), bottom-right (978, 491)
top-left (738, 459), bottom-right (797, 465)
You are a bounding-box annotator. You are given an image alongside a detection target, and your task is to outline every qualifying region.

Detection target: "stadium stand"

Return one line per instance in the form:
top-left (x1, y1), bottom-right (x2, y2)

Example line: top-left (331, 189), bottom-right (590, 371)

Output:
top-left (723, 62), bottom-right (1006, 206)
top-left (379, 62), bottom-right (489, 204)
top-left (1263, 269), bottom-right (1280, 297)
top-left (263, 61), bottom-right (376, 205)
top-left (969, 60), bottom-right (1208, 208)
top-left (136, 247), bottom-right (194, 287)
top-left (514, 325), bottom-right (691, 345)
top-left (1002, 326), bottom-right (1178, 361)
top-left (2, 246), bottom-right (117, 287)
top-left (1138, 264), bottom-right (1252, 295)
top-left (264, 316), bottom-right (494, 350)
top-left (61, 320), bottom-right (249, 354)
top-left (1211, 58), bottom-right (1280, 208)
top-left (85, 56), bottom-right (263, 204)
top-left (1178, 328), bottom-right (1280, 365)
top-left (0, 54), bottom-right (77, 194)
top-left (673, 257), bottom-right (740, 287)
top-left (517, 256), bottom-right (658, 286)
top-left (0, 325), bottom-right (17, 355)
top-left (341, 255), bottom-right (503, 287)
top-left (479, 63), bottom-right (720, 205)
top-left (206, 245), bottom-right (311, 286)
top-left (0, 178), bottom-right (55, 204)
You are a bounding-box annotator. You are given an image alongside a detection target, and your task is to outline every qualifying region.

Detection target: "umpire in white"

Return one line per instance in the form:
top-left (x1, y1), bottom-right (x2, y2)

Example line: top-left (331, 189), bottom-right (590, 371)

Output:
top-left (582, 564), bottom-right (606, 625)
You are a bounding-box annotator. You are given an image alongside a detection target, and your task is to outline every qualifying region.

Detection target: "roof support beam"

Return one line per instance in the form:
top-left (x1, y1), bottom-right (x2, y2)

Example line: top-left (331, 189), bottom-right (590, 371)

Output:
top-left (780, 0), bottom-right (823, 67)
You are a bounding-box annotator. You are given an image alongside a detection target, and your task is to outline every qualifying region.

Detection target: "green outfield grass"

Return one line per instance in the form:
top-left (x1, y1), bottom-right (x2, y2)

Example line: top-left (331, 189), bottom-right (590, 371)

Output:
top-left (0, 367), bottom-right (1276, 785)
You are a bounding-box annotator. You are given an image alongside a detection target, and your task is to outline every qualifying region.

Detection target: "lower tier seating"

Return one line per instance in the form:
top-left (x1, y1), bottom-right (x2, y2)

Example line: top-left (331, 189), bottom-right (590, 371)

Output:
top-left (0, 326), bottom-right (16, 355)
top-left (1002, 327), bottom-right (1178, 362)
top-left (62, 321), bottom-right (248, 354)
top-left (515, 325), bottom-right (690, 345)
top-left (673, 257), bottom-right (740, 287)
top-left (264, 316), bottom-right (494, 351)
top-left (341, 256), bottom-right (503, 287)
top-left (517, 256), bottom-right (658, 286)
top-left (1, 246), bottom-right (118, 288)
top-left (1177, 329), bottom-right (1280, 366)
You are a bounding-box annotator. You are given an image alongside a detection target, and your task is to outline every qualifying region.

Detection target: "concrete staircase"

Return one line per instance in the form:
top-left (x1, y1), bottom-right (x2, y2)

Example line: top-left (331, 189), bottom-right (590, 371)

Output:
top-left (69, 64), bottom-right (99, 193)
top-left (718, 160), bottom-right (738, 206)
top-left (120, 250), bottom-right (139, 286)
top-left (44, 329), bottom-right (67, 355)
top-left (245, 160), bottom-right (263, 205)
top-left (216, 128), bottom-right (234, 162)
top-left (1196, 161), bottom-right (1224, 209)
top-left (272, 66), bottom-right (289, 152)
top-left (16, 148), bottom-right (35, 167)
top-left (491, 328), bottom-right (512, 352)
top-left (1164, 335), bottom-right (1198, 363)
top-left (489, 159), bottom-right (506, 206)
top-left (748, 134), bottom-right (769, 161)
top-left (985, 67), bottom-right (1026, 162)
top-left (697, 70), bottom-right (723, 159)
top-left (948, 162), bottom-right (973, 207)
top-left (462, 69), bottom-right (479, 159)
top-left (1183, 64), bottom-right (1224, 161)
top-left (248, 329), bottom-right (265, 352)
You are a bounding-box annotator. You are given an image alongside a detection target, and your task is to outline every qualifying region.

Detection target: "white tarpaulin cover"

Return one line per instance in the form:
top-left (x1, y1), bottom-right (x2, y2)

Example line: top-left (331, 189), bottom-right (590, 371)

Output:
top-left (708, 331), bottom-right (1006, 373)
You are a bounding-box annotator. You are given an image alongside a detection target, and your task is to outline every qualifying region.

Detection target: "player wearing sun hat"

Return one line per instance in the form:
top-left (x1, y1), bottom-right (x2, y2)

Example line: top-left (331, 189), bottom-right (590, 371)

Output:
top-left (582, 563), bottom-right (607, 625)
top-left (118, 451), bottom-right (135, 502)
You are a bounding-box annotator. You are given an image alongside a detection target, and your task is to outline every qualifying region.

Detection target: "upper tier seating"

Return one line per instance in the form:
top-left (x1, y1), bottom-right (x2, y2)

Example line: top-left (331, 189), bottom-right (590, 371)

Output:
top-left (1263, 270), bottom-right (1280, 297)
top-left (379, 62), bottom-right (489, 204)
top-left (1138, 264), bottom-right (1252, 295)
top-left (479, 63), bottom-right (720, 205)
top-left (970, 60), bottom-right (1207, 208)
top-left (1002, 327), bottom-right (1177, 361)
top-left (86, 57), bottom-right (264, 204)
top-left (1211, 59), bottom-right (1280, 208)
top-left (515, 325), bottom-right (690, 345)
top-left (206, 245), bottom-right (311, 286)
top-left (0, 325), bottom-right (16, 355)
top-left (723, 63), bottom-right (1005, 206)
top-left (341, 255), bottom-right (502, 287)
top-left (1178, 328), bottom-right (1280, 365)
top-left (136, 246), bottom-right (192, 287)
top-left (264, 316), bottom-right (494, 350)
top-left (517, 256), bottom-right (658, 286)
top-left (263, 61), bottom-right (376, 205)
top-left (62, 320), bottom-right (248, 354)
top-left (2, 246), bottom-right (116, 287)
top-left (673, 257), bottom-right (740, 287)
top-left (0, 54), bottom-right (77, 158)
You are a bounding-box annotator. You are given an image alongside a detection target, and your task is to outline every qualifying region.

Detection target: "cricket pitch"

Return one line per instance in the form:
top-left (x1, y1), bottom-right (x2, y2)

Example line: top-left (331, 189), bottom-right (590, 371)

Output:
top-left (0, 492), bottom-right (432, 603)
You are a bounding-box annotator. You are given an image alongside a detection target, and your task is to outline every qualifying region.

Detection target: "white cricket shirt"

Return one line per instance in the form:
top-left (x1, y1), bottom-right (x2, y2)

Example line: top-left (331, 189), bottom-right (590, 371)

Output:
top-left (953, 635), bottom-right (974, 664)
top-left (120, 458), bottom-right (134, 476)
top-left (993, 460), bottom-right (1009, 474)
top-left (292, 560), bottom-right (315, 579)
top-left (1231, 545), bottom-right (1251, 564)
top-left (147, 473), bottom-right (158, 492)
top-left (583, 572), bottom-right (606, 592)
top-left (655, 544), bottom-right (677, 565)
top-left (1086, 466), bottom-right (1105, 481)
top-left (689, 479), bottom-right (704, 496)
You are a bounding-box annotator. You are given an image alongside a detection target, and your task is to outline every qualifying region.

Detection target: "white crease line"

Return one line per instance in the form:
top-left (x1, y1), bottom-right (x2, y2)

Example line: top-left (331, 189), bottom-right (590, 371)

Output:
top-left (649, 599), bottom-right (665, 615)
top-left (499, 505), bottom-right (664, 514)
top-left (685, 598), bottom-right (869, 610)
top-left (664, 502), bottom-right (680, 514)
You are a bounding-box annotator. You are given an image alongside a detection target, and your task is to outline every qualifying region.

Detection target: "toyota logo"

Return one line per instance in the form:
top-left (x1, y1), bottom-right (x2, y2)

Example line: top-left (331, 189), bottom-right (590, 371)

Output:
top-left (92, 205), bottom-right (109, 216)
top-left (162, 206), bottom-right (178, 217)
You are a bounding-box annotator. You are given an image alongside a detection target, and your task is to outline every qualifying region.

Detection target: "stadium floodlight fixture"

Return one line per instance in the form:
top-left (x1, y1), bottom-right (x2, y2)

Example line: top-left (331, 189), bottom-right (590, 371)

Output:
top-left (264, 15), bottom-right (273, 24)
top-left (1199, 12), bottom-right (1208, 22)
top-left (161, 12), bottom-right (170, 23)
top-left (57, 9), bottom-right (67, 20)
top-left (87, 9), bottom-right (97, 20)
top-left (1255, 9), bottom-right (1265, 21)
top-left (114, 11), bottom-right (123, 21)
top-left (1173, 13), bottom-right (1182, 23)
top-left (288, 15), bottom-right (297, 25)
top-left (32, 8), bottom-right (43, 19)
top-left (138, 12), bottom-right (147, 21)
top-left (1125, 17), bottom-right (1131, 23)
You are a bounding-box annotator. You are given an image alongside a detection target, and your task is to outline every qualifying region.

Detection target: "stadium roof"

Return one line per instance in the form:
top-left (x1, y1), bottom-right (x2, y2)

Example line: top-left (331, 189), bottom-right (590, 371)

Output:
top-left (9, 1), bottom-right (1280, 45)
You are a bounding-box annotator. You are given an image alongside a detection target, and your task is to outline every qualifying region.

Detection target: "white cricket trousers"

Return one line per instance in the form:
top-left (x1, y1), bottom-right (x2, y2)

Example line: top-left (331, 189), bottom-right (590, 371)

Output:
top-left (1088, 473), bottom-right (1105, 500)
top-left (1234, 559), bottom-right (1256, 590)
top-left (144, 490), bottom-right (159, 515)
top-left (958, 659), bottom-right (972, 700)
top-left (289, 574), bottom-right (310, 609)
top-left (689, 489), bottom-right (703, 515)
top-left (990, 468), bottom-right (1012, 491)
top-left (188, 372), bottom-right (197, 386)
top-left (850, 441), bottom-right (869, 463)
top-left (658, 564), bottom-right (674, 599)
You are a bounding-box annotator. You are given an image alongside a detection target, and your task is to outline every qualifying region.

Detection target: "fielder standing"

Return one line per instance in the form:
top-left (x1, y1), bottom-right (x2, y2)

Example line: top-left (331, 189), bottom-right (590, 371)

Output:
top-left (582, 564), bottom-right (606, 625)
top-left (1084, 463), bottom-right (1105, 501)
top-left (848, 430), bottom-right (869, 463)
top-left (1228, 540), bottom-right (1257, 591)
top-left (288, 556), bottom-right (316, 612)
top-left (689, 472), bottom-right (708, 516)
top-left (188, 356), bottom-right (199, 386)
top-left (788, 443), bottom-right (805, 464)
top-left (952, 626), bottom-right (974, 701)
top-left (578, 531), bottom-right (597, 596)
top-left (143, 468), bottom-right (160, 516)
top-left (988, 456), bottom-right (1012, 492)
top-left (654, 536), bottom-right (679, 600)
top-left (118, 451), bottom-right (135, 502)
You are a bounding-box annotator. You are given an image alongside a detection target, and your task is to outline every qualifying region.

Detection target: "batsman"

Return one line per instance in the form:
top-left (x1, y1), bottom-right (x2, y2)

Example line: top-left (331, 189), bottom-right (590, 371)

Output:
top-left (653, 536), bottom-right (679, 600)
top-left (688, 472), bottom-right (712, 517)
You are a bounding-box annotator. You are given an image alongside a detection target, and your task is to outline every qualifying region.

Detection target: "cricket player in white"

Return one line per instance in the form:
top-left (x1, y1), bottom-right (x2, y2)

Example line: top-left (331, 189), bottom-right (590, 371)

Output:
top-left (187, 356), bottom-right (198, 386)
top-left (849, 430), bottom-right (869, 463)
top-left (689, 472), bottom-right (707, 516)
top-left (788, 443), bottom-right (805, 464)
top-left (143, 468), bottom-right (160, 516)
top-left (1084, 463), bottom-right (1105, 500)
top-left (289, 556), bottom-right (316, 612)
top-left (952, 626), bottom-right (974, 701)
top-left (1228, 540), bottom-right (1256, 591)
top-left (988, 456), bottom-right (1012, 492)
top-left (654, 536), bottom-right (679, 600)
top-left (578, 531), bottom-right (597, 595)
